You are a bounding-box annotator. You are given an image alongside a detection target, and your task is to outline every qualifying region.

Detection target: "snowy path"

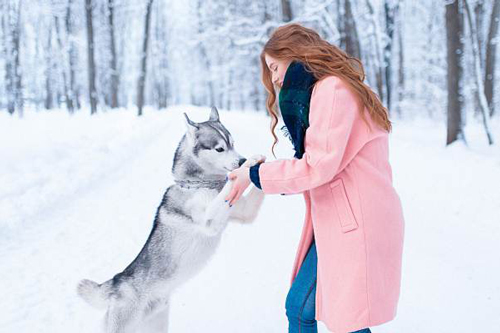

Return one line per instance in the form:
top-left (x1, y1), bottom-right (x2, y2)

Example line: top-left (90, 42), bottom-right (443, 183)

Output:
top-left (0, 110), bottom-right (180, 332)
top-left (1, 108), bottom-right (499, 332)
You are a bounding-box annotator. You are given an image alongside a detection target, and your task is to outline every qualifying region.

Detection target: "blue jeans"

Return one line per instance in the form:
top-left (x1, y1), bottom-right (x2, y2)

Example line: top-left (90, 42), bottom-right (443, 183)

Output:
top-left (285, 238), bottom-right (371, 333)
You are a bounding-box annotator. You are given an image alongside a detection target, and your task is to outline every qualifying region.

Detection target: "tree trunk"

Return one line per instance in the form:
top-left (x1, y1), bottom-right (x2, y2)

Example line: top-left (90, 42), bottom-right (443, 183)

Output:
top-left (196, 0), bottom-right (215, 107)
top-left (54, 16), bottom-right (71, 113)
top-left (45, 25), bottom-right (53, 110)
top-left (66, 0), bottom-right (77, 112)
top-left (464, 0), bottom-right (494, 144)
top-left (344, 0), bottom-right (361, 59)
top-left (85, 0), bottom-right (97, 114)
top-left (472, 0), bottom-right (484, 117)
top-left (446, 0), bottom-right (465, 145)
top-left (474, 0), bottom-right (485, 68)
top-left (281, 0), bottom-right (292, 22)
top-left (1, 4), bottom-right (13, 114)
top-left (384, 0), bottom-right (399, 112)
top-left (137, 0), bottom-right (154, 116)
top-left (153, 0), bottom-right (168, 109)
top-left (108, 0), bottom-right (119, 108)
top-left (484, 0), bottom-right (499, 117)
top-left (365, 0), bottom-right (385, 105)
top-left (396, 1), bottom-right (404, 116)
top-left (13, 1), bottom-right (22, 115)
top-left (2, 0), bottom-right (23, 115)
top-left (337, 0), bottom-right (345, 50)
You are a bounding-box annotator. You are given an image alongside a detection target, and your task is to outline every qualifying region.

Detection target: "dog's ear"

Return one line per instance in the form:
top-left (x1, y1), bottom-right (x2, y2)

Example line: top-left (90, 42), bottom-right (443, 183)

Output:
top-left (208, 106), bottom-right (220, 122)
top-left (184, 113), bottom-right (199, 142)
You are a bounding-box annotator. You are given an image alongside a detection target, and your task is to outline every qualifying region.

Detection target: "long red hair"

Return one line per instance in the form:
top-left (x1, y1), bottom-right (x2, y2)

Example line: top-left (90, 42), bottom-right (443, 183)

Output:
top-left (260, 23), bottom-right (392, 157)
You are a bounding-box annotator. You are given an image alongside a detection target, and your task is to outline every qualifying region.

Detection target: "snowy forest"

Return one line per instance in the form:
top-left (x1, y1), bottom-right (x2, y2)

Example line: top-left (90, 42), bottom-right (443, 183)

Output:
top-left (1, 1), bottom-right (500, 332)
top-left (1, 0), bottom-right (499, 144)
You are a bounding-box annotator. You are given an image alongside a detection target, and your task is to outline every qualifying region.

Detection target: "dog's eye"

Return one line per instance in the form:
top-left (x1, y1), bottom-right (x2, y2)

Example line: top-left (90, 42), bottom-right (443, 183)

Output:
top-left (215, 147), bottom-right (224, 153)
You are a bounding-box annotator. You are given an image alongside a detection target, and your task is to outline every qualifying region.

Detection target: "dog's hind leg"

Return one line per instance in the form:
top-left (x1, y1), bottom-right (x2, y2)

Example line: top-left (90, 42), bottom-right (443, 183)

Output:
top-left (142, 300), bottom-right (170, 333)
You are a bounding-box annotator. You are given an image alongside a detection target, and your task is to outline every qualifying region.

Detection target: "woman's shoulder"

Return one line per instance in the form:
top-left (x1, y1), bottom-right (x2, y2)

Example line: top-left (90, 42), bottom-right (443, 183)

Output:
top-left (312, 76), bottom-right (383, 136)
top-left (312, 75), bottom-right (339, 89)
top-left (311, 75), bottom-right (356, 103)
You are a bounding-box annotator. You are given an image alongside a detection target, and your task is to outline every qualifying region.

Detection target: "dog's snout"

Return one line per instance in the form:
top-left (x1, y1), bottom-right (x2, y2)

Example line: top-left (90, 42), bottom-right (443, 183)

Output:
top-left (238, 158), bottom-right (247, 167)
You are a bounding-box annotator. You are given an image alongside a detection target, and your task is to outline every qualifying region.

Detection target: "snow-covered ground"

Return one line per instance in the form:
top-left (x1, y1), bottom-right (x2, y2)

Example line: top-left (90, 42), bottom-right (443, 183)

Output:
top-left (0, 106), bottom-right (499, 333)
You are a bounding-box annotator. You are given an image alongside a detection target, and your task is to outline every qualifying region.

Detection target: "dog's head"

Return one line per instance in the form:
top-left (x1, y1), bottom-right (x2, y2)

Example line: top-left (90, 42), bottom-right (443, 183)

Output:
top-left (183, 107), bottom-right (246, 175)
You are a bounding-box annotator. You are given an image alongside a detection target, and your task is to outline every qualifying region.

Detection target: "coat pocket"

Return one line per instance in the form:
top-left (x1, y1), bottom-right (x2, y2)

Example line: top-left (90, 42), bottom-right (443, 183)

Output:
top-left (329, 178), bottom-right (359, 233)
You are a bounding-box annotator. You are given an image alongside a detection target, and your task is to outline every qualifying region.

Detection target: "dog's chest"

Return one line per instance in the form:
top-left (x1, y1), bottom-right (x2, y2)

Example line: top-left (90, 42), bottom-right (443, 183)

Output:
top-left (173, 230), bottom-right (221, 281)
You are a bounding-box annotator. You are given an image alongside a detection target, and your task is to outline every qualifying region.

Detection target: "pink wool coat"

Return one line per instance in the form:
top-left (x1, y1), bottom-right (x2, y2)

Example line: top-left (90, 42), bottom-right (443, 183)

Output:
top-left (258, 76), bottom-right (405, 333)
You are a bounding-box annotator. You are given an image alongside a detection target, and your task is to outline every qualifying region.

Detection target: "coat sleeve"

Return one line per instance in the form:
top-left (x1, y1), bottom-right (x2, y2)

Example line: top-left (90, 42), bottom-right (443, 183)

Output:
top-left (249, 164), bottom-right (262, 189)
top-left (258, 76), bottom-right (357, 195)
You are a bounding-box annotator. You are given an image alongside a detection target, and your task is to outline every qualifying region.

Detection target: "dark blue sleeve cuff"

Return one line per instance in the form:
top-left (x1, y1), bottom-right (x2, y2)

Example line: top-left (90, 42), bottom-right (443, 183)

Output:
top-left (249, 164), bottom-right (262, 190)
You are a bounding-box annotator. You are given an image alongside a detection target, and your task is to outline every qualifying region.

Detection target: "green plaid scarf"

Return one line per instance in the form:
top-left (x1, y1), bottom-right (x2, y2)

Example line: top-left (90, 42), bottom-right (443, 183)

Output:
top-left (278, 61), bottom-right (318, 159)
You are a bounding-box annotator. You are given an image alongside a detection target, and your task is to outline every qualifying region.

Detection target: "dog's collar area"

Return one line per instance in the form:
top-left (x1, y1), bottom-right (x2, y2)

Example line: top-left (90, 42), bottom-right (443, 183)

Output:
top-left (174, 179), bottom-right (226, 190)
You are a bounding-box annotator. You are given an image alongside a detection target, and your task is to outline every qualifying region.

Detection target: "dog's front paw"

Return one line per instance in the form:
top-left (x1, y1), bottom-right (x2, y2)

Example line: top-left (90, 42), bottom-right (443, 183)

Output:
top-left (242, 154), bottom-right (267, 168)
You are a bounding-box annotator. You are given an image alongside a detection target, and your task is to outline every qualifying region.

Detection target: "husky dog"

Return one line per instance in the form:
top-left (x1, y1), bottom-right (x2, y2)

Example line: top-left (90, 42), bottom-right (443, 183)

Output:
top-left (77, 107), bottom-right (266, 333)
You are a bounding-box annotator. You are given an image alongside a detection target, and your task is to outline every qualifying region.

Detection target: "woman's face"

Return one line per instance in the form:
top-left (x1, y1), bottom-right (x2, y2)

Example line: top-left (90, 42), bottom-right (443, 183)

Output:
top-left (264, 53), bottom-right (291, 89)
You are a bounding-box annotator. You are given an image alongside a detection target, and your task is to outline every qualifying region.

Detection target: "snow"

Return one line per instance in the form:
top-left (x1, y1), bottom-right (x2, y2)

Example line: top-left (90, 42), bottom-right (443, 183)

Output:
top-left (0, 106), bottom-right (499, 332)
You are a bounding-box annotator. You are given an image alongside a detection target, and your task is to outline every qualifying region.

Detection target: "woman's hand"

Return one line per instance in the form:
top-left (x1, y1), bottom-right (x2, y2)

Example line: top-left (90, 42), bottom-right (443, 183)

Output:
top-left (225, 166), bottom-right (251, 206)
top-left (225, 154), bottom-right (266, 206)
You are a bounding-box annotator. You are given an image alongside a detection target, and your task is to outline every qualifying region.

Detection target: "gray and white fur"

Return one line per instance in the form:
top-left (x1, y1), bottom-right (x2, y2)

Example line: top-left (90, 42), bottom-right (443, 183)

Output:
top-left (77, 107), bottom-right (266, 333)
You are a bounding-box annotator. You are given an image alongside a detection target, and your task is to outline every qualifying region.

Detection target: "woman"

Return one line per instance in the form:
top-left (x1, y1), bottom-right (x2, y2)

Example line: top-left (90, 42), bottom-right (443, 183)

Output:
top-left (225, 23), bottom-right (405, 333)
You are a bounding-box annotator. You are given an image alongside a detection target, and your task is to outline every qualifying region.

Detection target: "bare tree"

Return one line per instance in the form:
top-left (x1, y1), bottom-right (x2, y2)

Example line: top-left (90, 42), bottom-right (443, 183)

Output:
top-left (344, 0), bottom-right (361, 60)
top-left (151, 0), bottom-right (169, 109)
top-left (65, 0), bottom-right (79, 111)
top-left (281, 0), bottom-right (293, 22)
top-left (195, 0), bottom-right (215, 107)
top-left (85, 0), bottom-right (97, 114)
top-left (365, 0), bottom-right (385, 105)
top-left (137, 0), bottom-right (154, 116)
top-left (446, 0), bottom-right (465, 145)
top-left (484, 0), bottom-right (499, 117)
top-left (474, 0), bottom-right (485, 68)
top-left (471, 0), bottom-right (484, 117)
top-left (12, 1), bottom-right (23, 115)
top-left (384, 0), bottom-right (400, 112)
top-left (396, 0), bottom-right (405, 115)
top-left (108, 0), bottom-right (119, 108)
top-left (2, 0), bottom-right (23, 115)
top-left (464, 0), bottom-right (493, 144)
top-left (54, 15), bottom-right (71, 112)
top-left (45, 23), bottom-right (54, 110)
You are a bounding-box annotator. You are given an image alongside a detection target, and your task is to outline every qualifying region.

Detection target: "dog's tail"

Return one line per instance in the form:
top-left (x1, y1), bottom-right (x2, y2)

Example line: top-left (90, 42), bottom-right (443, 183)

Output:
top-left (77, 279), bottom-right (111, 309)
